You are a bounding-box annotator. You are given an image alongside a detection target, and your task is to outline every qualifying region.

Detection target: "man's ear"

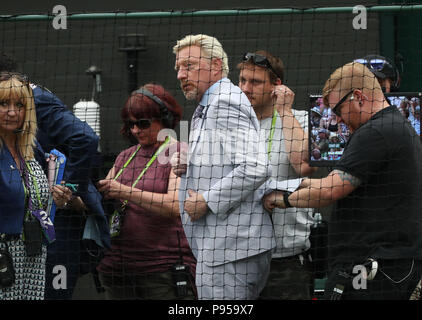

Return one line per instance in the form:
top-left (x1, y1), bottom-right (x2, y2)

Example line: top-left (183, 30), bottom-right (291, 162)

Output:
top-left (211, 57), bottom-right (223, 74)
top-left (353, 89), bottom-right (364, 105)
top-left (273, 78), bottom-right (282, 86)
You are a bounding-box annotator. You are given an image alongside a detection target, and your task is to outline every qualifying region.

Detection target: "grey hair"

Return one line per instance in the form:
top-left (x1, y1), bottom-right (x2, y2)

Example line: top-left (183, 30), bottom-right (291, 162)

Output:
top-left (173, 34), bottom-right (229, 77)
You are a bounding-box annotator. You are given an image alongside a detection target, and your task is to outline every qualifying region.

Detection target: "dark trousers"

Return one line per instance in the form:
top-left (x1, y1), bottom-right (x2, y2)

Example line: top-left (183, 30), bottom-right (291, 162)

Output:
top-left (259, 254), bottom-right (313, 300)
top-left (44, 210), bottom-right (84, 300)
top-left (324, 258), bottom-right (422, 300)
top-left (98, 271), bottom-right (196, 300)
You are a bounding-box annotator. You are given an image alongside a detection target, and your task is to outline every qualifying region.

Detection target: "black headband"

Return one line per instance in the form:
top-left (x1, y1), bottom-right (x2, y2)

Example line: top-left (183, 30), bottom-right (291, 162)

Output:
top-left (132, 87), bottom-right (174, 128)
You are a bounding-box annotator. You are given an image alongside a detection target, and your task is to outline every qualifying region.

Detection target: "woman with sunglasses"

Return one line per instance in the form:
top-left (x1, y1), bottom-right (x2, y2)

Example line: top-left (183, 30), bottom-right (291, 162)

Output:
top-left (96, 83), bottom-right (196, 300)
top-left (0, 73), bottom-right (72, 300)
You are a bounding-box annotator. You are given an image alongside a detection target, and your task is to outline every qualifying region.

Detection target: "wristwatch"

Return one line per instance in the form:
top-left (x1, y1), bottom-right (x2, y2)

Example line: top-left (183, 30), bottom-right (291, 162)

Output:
top-left (283, 191), bottom-right (293, 208)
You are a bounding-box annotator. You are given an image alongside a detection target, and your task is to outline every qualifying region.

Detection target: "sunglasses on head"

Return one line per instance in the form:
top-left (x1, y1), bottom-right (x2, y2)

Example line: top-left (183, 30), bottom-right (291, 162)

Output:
top-left (0, 72), bottom-right (32, 109)
top-left (0, 71), bottom-right (30, 86)
top-left (354, 58), bottom-right (388, 72)
top-left (242, 52), bottom-right (281, 79)
top-left (125, 119), bottom-right (153, 130)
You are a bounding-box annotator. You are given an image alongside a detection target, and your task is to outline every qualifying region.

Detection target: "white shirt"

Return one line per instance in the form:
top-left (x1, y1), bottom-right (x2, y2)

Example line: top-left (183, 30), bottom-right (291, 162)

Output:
top-left (260, 109), bottom-right (314, 258)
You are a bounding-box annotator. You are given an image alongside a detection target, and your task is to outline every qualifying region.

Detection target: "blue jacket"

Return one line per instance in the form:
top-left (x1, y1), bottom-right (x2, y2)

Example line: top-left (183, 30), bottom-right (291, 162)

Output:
top-left (32, 85), bottom-right (110, 249)
top-left (33, 85), bottom-right (98, 193)
top-left (0, 145), bottom-right (27, 234)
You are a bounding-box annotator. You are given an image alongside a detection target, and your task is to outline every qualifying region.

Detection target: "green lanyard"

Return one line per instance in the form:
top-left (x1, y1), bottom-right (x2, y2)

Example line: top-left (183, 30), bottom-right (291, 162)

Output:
top-left (115, 136), bottom-right (171, 206)
top-left (114, 145), bottom-right (142, 181)
top-left (267, 108), bottom-right (278, 160)
top-left (23, 161), bottom-right (43, 220)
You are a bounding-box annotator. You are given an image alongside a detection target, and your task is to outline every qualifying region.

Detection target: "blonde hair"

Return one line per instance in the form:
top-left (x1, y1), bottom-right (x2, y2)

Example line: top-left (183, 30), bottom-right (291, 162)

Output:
top-left (322, 62), bottom-right (383, 107)
top-left (173, 34), bottom-right (229, 77)
top-left (0, 76), bottom-right (37, 160)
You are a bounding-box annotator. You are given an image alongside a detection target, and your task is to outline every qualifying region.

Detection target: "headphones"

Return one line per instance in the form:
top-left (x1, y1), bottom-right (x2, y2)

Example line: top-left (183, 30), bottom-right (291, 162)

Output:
top-left (133, 87), bottom-right (174, 128)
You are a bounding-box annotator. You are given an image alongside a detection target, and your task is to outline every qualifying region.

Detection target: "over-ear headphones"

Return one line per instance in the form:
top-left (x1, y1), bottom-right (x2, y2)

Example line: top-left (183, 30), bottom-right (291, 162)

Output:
top-left (133, 87), bottom-right (174, 128)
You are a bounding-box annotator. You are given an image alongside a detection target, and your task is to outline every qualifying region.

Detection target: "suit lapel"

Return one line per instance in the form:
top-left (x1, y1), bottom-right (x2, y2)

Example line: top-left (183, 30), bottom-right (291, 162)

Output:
top-left (189, 104), bottom-right (208, 157)
top-left (189, 125), bottom-right (201, 156)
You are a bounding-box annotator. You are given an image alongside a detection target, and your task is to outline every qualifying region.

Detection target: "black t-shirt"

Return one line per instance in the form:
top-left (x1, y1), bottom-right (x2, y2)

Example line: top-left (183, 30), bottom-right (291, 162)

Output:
top-left (330, 106), bottom-right (422, 267)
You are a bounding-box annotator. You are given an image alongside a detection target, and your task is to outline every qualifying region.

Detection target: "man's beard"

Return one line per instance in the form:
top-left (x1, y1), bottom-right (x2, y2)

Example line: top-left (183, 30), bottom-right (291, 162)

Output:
top-left (182, 87), bottom-right (198, 101)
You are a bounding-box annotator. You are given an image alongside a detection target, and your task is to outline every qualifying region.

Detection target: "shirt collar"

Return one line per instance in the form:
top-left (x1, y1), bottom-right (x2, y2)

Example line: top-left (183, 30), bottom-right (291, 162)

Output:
top-left (199, 77), bottom-right (229, 107)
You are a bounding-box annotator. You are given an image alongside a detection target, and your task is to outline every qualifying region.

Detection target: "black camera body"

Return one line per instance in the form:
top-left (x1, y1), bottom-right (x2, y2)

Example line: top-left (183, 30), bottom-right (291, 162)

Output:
top-left (0, 241), bottom-right (16, 289)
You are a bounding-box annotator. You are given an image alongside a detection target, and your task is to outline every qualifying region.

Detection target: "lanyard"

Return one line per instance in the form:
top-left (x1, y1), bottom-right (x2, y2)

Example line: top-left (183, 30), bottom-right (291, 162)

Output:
top-left (114, 145), bottom-right (142, 181)
top-left (23, 160), bottom-right (43, 219)
top-left (267, 108), bottom-right (278, 159)
top-left (115, 136), bottom-right (171, 206)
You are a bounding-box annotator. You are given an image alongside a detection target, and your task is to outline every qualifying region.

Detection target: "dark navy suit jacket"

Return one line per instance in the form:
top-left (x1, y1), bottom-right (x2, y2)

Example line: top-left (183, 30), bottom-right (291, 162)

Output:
top-left (32, 84), bottom-right (110, 249)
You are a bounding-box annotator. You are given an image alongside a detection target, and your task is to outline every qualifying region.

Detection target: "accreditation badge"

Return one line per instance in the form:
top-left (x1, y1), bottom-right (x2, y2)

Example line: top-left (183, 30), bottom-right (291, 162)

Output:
top-left (109, 203), bottom-right (126, 238)
top-left (31, 209), bottom-right (56, 243)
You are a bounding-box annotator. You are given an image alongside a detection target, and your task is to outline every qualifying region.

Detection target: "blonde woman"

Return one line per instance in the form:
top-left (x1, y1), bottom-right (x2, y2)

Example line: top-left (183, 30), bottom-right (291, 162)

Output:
top-left (0, 72), bottom-right (71, 300)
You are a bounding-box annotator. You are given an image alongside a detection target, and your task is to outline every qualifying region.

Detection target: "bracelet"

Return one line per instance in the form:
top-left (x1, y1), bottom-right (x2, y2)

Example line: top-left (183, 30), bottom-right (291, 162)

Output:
top-left (283, 191), bottom-right (293, 208)
top-left (60, 195), bottom-right (76, 210)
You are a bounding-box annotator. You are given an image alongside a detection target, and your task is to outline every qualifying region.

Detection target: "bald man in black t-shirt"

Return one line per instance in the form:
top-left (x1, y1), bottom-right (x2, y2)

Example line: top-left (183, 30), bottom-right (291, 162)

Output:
top-left (264, 62), bottom-right (422, 300)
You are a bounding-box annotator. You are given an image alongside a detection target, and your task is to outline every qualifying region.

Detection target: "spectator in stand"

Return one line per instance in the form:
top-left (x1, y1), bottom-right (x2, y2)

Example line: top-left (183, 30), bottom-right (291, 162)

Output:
top-left (398, 99), bottom-right (410, 119)
top-left (310, 106), bottom-right (322, 128)
top-left (409, 105), bottom-right (420, 135)
top-left (326, 113), bottom-right (339, 132)
top-left (311, 148), bottom-right (322, 161)
top-left (315, 129), bottom-right (329, 155)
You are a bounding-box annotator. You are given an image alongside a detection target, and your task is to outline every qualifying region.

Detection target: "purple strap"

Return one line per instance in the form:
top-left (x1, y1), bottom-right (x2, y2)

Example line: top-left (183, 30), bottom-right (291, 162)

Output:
top-left (22, 158), bottom-right (56, 243)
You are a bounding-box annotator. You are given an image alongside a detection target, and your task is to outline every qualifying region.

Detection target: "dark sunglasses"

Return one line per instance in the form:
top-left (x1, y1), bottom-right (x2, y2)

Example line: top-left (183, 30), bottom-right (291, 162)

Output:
top-left (242, 52), bottom-right (281, 79)
top-left (332, 89), bottom-right (354, 117)
top-left (0, 71), bottom-right (30, 86)
top-left (354, 58), bottom-right (388, 72)
top-left (125, 119), bottom-right (152, 130)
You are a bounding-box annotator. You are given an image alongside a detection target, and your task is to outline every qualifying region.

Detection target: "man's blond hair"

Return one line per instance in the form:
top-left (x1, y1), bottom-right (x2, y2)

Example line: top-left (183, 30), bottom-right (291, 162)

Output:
top-left (173, 34), bottom-right (229, 77)
top-left (322, 62), bottom-right (383, 107)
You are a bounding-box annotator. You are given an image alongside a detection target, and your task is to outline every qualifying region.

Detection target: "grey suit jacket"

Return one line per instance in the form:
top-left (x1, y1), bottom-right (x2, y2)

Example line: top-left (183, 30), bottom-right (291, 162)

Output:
top-left (179, 78), bottom-right (276, 267)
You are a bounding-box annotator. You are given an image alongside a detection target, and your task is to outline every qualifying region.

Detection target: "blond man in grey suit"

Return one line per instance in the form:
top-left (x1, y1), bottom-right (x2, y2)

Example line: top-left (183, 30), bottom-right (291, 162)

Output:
top-left (172, 34), bottom-right (275, 300)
